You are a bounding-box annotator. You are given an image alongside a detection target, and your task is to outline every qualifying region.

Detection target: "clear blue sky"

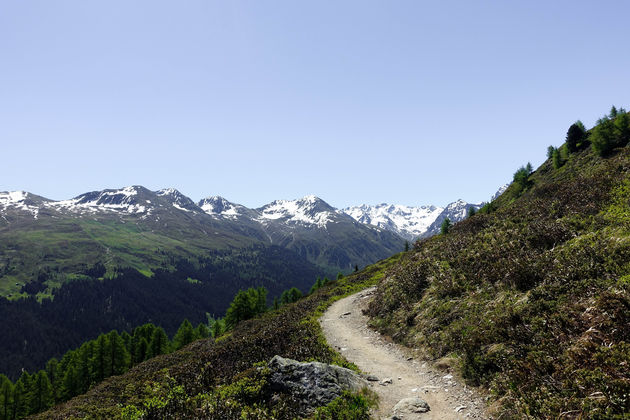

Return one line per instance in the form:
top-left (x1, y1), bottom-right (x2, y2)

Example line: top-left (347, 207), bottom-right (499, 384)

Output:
top-left (1, 1), bottom-right (629, 208)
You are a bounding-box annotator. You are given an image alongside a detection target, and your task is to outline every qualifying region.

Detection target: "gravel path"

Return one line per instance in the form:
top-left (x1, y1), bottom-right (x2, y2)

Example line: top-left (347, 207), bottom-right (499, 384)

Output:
top-left (320, 287), bottom-right (490, 420)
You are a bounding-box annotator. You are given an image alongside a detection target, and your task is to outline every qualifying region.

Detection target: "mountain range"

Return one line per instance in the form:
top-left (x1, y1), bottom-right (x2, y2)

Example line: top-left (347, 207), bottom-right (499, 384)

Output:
top-left (0, 185), bottom-right (506, 301)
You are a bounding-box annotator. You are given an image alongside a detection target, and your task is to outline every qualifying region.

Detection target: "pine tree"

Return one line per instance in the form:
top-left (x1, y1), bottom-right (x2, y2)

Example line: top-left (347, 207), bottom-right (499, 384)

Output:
top-left (45, 358), bottom-right (61, 403)
top-left (440, 218), bottom-right (452, 235)
top-left (592, 117), bottom-right (617, 156)
top-left (135, 338), bottom-right (149, 362)
top-left (16, 371), bottom-right (32, 416)
top-left (121, 331), bottom-right (133, 353)
top-left (289, 287), bottom-right (302, 302)
top-left (195, 323), bottom-right (210, 340)
top-left (566, 122), bottom-right (586, 153)
top-left (11, 381), bottom-right (27, 420)
top-left (0, 375), bottom-right (12, 420)
top-left (61, 365), bottom-right (79, 401)
top-left (108, 331), bottom-right (130, 375)
top-left (90, 334), bottom-right (111, 382)
top-left (77, 341), bottom-right (94, 393)
top-left (148, 327), bottom-right (170, 358)
top-left (615, 112), bottom-right (630, 146)
top-left (28, 371), bottom-right (53, 414)
top-left (211, 319), bottom-right (224, 338)
top-left (172, 320), bottom-right (196, 350)
top-left (336, 272), bottom-right (344, 280)
top-left (610, 105), bottom-right (618, 118)
top-left (254, 287), bottom-right (267, 314)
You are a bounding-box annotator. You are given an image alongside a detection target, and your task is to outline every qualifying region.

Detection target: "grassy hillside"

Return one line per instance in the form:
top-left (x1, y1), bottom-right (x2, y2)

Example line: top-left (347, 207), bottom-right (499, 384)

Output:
top-left (31, 256), bottom-right (399, 419)
top-left (0, 215), bottom-right (256, 298)
top-left (367, 132), bottom-right (630, 417)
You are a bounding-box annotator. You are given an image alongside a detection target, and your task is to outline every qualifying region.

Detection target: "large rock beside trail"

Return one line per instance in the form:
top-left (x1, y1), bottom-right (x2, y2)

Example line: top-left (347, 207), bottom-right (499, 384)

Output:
top-left (268, 355), bottom-right (368, 415)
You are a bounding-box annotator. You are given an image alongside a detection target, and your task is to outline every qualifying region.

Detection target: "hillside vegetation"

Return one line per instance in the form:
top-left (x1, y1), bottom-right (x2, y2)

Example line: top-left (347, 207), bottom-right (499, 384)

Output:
top-left (368, 110), bottom-right (630, 418)
top-left (26, 257), bottom-right (397, 419)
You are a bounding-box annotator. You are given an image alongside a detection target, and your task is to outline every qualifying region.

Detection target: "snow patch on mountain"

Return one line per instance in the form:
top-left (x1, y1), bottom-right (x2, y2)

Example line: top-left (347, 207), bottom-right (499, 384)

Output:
top-left (52, 186), bottom-right (149, 214)
top-left (198, 196), bottom-right (252, 219)
top-left (343, 203), bottom-right (442, 240)
top-left (0, 191), bottom-right (42, 218)
top-left (156, 188), bottom-right (199, 213)
top-left (257, 195), bottom-right (338, 228)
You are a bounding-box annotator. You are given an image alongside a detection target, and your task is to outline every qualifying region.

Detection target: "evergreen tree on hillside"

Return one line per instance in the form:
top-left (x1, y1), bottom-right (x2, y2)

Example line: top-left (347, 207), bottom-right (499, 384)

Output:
top-left (134, 338), bottom-right (149, 363)
top-left (195, 323), bottom-right (210, 340)
top-left (592, 117), bottom-right (617, 156)
top-left (90, 334), bottom-right (111, 382)
top-left (440, 218), bottom-right (452, 235)
top-left (224, 288), bottom-right (269, 328)
top-left (107, 331), bottom-right (130, 375)
top-left (0, 375), bottom-right (12, 420)
top-left (610, 105), bottom-right (618, 118)
top-left (77, 341), bottom-right (94, 393)
top-left (28, 371), bottom-right (53, 414)
top-left (44, 359), bottom-right (61, 403)
top-left (566, 121), bottom-right (586, 152)
top-left (147, 327), bottom-right (170, 358)
top-left (172, 319), bottom-right (196, 350)
top-left (16, 372), bottom-right (31, 417)
top-left (61, 365), bottom-right (79, 401)
top-left (615, 112), bottom-right (630, 145)
top-left (11, 381), bottom-right (26, 420)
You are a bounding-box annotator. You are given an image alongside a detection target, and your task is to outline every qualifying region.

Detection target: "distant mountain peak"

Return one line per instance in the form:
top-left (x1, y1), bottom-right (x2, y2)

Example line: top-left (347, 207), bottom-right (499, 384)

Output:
top-left (198, 196), bottom-right (253, 219)
top-left (257, 196), bottom-right (339, 228)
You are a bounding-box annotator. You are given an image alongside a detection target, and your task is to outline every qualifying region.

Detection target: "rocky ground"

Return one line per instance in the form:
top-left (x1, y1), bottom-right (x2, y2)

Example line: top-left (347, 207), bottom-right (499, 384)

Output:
top-left (320, 287), bottom-right (490, 420)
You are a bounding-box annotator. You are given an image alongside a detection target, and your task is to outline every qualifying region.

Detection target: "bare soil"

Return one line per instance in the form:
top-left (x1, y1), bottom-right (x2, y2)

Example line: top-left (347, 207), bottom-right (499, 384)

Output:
top-left (320, 287), bottom-right (491, 420)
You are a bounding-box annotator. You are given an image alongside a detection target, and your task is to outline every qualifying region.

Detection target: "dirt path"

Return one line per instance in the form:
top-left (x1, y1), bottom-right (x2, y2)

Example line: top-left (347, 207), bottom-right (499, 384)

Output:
top-left (320, 287), bottom-right (489, 420)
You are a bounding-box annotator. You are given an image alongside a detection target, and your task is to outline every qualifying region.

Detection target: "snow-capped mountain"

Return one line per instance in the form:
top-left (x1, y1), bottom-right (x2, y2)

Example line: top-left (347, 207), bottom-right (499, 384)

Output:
top-left (199, 196), bottom-right (258, 220)
top-left (156, 188), bottom-right (200, 213)
top-left (342, 203), bottom-right (442, 241)
top-left (0, 187), bottom-right (405, 275)
top-left (492, 184), bottom-right (509, 201)
top-left (257, 195), bottom-right (340, 228)
top-left (343, 199), bottom-right (483, 241)
top-left (419, 199), bottom-right (484, 239)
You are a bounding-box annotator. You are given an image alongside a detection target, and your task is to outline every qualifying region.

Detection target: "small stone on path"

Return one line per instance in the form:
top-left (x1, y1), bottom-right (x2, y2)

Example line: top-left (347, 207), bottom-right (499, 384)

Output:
top-left (392, 397), bottom-right (430, 414)
top-left (367, 375), bottom-right (379, 382)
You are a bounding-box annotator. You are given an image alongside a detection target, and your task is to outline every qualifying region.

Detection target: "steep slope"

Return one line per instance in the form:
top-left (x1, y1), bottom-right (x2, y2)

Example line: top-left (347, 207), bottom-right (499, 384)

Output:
top-left (367, 132), bottom-right (630, 417)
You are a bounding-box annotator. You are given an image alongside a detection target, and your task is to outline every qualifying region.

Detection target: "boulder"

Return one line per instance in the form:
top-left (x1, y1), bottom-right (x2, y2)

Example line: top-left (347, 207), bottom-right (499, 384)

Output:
top-left (392, 397), bottom-right (430, 415)
top-left (268, 355), bottom-right (368, 415)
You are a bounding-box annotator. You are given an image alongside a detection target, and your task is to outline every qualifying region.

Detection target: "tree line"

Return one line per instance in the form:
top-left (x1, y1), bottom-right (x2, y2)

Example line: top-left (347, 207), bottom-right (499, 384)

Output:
top-left (549, 105), bottom-right (630, 168)
top-left (0, 244), bottom-right (323, 380)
